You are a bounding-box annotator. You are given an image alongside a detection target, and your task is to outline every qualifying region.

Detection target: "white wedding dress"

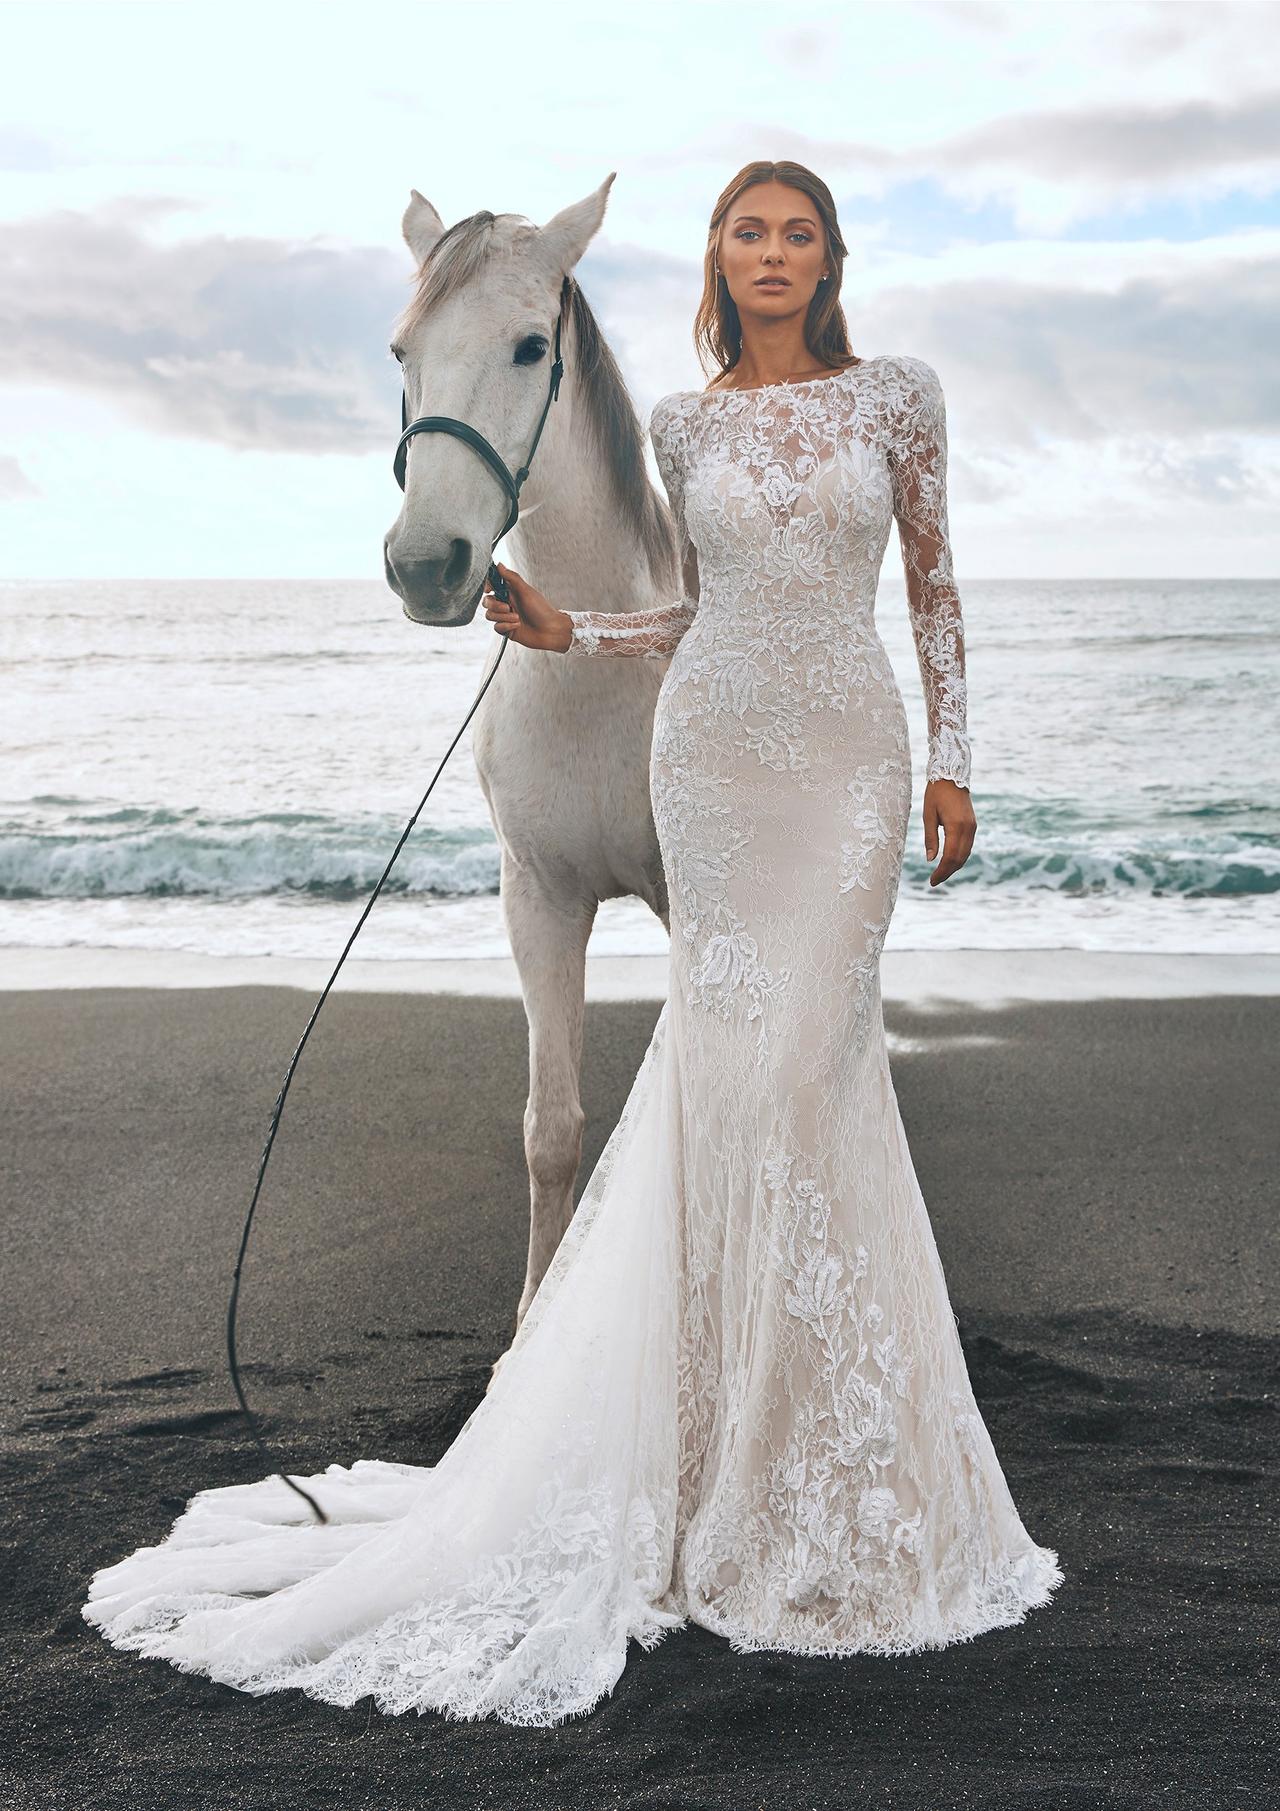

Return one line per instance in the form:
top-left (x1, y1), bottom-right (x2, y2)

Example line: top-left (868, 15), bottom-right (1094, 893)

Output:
top-left (83, 354), bottom-right (1064, 1726)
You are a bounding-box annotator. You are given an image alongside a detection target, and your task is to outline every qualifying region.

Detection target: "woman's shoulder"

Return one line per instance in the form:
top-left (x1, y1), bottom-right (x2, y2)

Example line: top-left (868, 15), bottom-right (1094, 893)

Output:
top-left (868, 356), bottom-right (947, 450)
top-left (648, 388), bottom-right (698, 423)
top-left (876, 353), bottom-right (944, 401)
top-left (646, 390), bottom-right (700, 452)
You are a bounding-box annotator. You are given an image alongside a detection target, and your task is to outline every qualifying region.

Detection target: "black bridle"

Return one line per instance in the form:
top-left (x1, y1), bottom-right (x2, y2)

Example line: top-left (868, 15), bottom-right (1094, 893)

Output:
top-left (392, 274), bottom-right (568, 603)
top-left (221, 279), bottom-right (571, 1528)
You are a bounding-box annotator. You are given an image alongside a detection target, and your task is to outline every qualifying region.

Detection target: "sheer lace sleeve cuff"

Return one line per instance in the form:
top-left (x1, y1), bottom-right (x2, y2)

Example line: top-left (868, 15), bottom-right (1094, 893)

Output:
top-left (565, 599), bottom-right (698, 658)
top-left (925, 734), bottom-right (972, 790)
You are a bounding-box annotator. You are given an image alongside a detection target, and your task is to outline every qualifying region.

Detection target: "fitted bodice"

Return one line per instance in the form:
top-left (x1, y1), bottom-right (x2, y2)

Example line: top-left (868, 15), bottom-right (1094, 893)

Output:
top-left (566, 352), bottom-right (972, 791)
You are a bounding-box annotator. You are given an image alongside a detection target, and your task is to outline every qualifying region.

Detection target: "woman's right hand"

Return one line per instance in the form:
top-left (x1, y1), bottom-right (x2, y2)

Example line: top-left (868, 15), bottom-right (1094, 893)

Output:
top-left (482, 562), bottom-right (574, 653)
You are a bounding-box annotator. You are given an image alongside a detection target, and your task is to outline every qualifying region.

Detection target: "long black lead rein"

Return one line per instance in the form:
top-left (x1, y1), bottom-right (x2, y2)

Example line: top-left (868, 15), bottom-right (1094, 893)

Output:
top-left (227, 278), bottom-right (569, 1523)
top-left (226, 637), bottom-right (510, 1521)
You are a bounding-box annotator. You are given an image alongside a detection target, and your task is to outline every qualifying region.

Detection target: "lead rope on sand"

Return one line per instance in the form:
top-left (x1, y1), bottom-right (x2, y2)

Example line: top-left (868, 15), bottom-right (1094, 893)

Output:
top-left (227, 631), bottom-right (511, 1523)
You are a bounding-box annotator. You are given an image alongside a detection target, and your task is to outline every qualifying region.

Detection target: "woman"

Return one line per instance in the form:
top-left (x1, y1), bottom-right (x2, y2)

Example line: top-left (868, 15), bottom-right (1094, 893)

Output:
top-left (83, 161), bottom-right (1063, 1726)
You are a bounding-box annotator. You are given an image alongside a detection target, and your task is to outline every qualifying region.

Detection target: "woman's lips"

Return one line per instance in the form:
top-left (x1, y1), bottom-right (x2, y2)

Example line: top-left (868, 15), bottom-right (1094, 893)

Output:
top-left (755, 279), bottom-right (790, 289)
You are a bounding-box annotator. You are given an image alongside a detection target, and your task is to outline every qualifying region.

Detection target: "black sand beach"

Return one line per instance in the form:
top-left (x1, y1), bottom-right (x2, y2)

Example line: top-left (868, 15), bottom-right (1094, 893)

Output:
top-left (2, 982), bottom-right (1275, 1809)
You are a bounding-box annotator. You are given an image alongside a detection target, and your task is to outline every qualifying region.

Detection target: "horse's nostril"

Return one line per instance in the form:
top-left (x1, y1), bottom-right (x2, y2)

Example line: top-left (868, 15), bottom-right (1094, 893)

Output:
top-left (444, 539), bottom-right (472, 590)
top-left (388, 548), bottom-right (475, 596)
top-left (383, 537), bottom-right (485, 623)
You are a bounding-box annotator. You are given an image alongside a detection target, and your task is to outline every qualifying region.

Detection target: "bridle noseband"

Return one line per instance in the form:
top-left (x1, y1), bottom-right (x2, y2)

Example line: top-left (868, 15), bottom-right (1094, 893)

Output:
top-left (392, 274), bottom-right (568, 602)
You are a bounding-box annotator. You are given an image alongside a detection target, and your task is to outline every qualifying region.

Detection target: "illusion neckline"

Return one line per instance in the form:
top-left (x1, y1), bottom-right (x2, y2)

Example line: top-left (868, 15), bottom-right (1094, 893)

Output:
top-left (693, 359), bottom-right (875, 402)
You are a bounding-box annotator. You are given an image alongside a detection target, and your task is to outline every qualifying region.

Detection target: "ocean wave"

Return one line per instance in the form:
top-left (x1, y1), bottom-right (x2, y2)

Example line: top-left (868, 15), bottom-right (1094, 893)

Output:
top-left (0, 813), bottom-right (501, 900)
top-left (0, 807), bottom-right (1277, 901)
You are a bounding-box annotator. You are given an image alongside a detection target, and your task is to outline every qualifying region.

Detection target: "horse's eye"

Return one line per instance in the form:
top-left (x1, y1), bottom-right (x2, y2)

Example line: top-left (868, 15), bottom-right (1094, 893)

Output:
top-left (514, 335), bottom-right (549, 366)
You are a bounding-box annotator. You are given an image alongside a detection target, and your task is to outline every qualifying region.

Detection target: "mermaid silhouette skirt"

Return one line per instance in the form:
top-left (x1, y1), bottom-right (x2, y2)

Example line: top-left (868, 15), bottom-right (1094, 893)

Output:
top-left (82, 620), bottom-right (1064, 1727)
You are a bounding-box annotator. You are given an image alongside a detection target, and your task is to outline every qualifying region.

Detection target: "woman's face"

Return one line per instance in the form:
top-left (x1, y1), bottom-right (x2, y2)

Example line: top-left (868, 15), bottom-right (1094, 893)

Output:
top-left (716, 180), bottom-right (830, 317)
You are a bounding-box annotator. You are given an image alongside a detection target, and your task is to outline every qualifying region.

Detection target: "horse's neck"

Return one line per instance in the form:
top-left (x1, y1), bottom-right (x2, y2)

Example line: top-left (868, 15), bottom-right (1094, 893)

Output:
top-left (507, 382), bottom-right (659, 618)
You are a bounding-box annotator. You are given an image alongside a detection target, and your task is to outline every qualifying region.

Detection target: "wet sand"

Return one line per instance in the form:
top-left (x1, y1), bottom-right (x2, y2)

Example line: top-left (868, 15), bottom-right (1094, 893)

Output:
top-left (2, 981), bottom-right (1274, 1808)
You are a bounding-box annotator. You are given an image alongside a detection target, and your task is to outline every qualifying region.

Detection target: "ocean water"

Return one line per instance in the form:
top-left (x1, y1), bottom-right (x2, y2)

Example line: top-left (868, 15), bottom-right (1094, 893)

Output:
top-left (2, 577), bottom-right (1276, 962)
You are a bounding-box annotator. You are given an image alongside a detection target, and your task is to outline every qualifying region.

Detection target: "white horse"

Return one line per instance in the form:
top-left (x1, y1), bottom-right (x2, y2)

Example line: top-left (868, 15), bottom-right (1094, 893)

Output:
top-left (384, 172), bottom-right (682, 1333)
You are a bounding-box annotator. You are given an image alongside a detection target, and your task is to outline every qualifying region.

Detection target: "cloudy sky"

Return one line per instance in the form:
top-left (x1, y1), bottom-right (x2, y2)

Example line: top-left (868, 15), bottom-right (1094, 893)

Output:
top-left (1, 0), bottom-right (1276, 579)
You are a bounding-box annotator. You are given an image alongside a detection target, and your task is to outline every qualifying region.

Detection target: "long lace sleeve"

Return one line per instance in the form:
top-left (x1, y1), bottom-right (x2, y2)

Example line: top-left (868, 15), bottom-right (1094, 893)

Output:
top-left (887, 357), bottom-right (972, 790)
top-left (563, 402), bottom-right (699, 657)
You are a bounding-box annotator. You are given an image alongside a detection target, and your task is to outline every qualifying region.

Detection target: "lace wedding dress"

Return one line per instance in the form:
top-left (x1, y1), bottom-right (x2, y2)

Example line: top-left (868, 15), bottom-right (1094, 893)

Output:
top-left (83, 354), bottom-right (1064, 1726)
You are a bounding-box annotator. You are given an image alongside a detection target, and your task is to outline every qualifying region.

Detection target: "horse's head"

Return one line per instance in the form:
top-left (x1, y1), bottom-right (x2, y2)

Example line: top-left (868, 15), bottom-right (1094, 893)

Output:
top-left (384, 173), bottom-right (615, 626)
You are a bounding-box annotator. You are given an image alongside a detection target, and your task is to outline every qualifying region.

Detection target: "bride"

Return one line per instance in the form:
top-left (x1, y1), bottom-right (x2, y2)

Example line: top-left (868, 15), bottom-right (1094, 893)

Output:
top-left (83, 159), bottom-right (1064, 1727)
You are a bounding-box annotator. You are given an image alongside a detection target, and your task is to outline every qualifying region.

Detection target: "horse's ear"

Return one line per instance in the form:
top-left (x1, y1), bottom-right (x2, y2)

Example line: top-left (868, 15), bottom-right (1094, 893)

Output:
top-left (402, 189), bottom-right (446, 268)
top-left (537, 172), bottom-right (616, 277)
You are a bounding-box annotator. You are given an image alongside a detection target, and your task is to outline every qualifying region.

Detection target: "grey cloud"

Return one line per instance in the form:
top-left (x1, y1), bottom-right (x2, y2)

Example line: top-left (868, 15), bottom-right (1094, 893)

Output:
top-left (855, 258), bottom-right (1280, 441)
top-left (676, 87), bottom-right (1280, 192)
top-left (938, 93), bottom-right (1280, 185)
top-left (0, 205), bottom-right (412, 452)
top-left (1132, 440), bottom-right (1269, 504)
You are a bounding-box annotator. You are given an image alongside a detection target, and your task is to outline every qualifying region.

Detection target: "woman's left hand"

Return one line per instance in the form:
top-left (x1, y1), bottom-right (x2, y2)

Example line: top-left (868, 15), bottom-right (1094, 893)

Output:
top-left (923, 780), bottom-right (976, 887)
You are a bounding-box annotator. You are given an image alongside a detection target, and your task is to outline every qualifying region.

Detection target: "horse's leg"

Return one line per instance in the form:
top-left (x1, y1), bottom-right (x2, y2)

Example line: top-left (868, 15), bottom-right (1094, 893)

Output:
top-left (498, 860), bottom-right (597, 1345)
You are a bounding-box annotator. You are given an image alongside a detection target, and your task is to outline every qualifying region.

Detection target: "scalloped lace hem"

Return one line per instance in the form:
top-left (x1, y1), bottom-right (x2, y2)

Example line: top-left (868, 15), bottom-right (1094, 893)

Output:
top-left (82, 1588), bottom-right (686, 1729)
top-left (686, 1541), bottom-right (1066, 1660)
top-left (83, 1541), bottom-right (1064, 1727)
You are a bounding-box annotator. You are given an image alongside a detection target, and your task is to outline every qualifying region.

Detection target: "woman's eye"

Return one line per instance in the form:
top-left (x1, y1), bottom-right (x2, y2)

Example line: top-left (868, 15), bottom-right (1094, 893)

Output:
top-left (735, 230), bottom-right (811, 244)
top-left (514, 335), bottom-right (549, 366)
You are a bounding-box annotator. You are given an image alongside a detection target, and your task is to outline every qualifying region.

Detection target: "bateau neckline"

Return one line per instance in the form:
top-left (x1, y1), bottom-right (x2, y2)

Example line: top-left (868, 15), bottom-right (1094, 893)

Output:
top-left (692, 359), bottom-right (875, 401)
